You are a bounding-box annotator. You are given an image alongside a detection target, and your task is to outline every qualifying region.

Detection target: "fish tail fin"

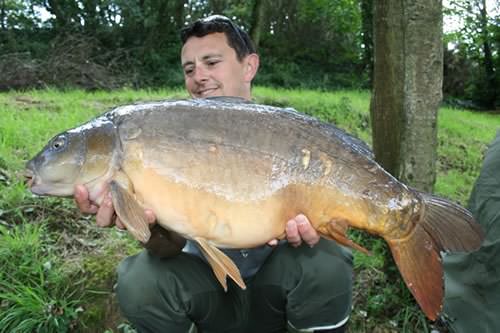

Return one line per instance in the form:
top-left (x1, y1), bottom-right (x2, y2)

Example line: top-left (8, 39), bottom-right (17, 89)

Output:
top-left (387, 192), bottom-right (483, 320)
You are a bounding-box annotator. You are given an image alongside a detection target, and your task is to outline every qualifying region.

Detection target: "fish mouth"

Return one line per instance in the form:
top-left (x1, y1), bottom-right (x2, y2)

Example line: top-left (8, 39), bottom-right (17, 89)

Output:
top-left (24, 169), bottom-right (35, 188)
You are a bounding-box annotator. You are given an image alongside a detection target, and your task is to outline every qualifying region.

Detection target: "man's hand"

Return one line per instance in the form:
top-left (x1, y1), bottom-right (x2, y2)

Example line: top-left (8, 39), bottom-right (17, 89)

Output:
top-left (268, 214), bottom-right (320, 248)
top-left (74, 185), bottom-right (156, 229)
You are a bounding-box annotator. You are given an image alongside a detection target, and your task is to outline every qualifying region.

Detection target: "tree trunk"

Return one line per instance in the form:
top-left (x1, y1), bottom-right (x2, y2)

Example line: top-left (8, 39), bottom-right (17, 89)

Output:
top-left (46, 0), bottom-right (71, 31)
top-left (249, 0), bottom-right (266, 49)
top-left (478, 0), bottom-right (497, 109)
top-left (173, 0), bottom-right (186, 30)
top-left (209, 0), bottom-right (226, 14)
top-left (371, 0), bottom-right (443, 192)
top-left (1, 0), bottom-right (5, 30)
top-left (82, 0), bottom-right (99, 34)
top-left (360, 0), bottom-right (374, 86)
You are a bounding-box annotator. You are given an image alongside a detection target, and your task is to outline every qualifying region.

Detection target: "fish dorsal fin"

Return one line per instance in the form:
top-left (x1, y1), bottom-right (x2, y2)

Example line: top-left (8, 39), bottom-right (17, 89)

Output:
top-left (319, 219), bottom-right (371, 255)
top-left (194, 237), bottom-right (246, 291)
top-left (109, 172), bottom-right (151, 243)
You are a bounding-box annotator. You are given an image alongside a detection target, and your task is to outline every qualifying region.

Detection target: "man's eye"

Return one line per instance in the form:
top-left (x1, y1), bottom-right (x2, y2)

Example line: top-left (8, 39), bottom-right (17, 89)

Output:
top-left (184, 68), bottom-right (194, 75)
top-left (207, 60), bottom-right (220, 67)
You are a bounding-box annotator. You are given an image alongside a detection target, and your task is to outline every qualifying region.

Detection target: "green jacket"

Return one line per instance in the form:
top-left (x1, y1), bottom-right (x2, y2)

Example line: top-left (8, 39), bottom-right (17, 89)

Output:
top-left (443, 131), bottom-right (500, 333)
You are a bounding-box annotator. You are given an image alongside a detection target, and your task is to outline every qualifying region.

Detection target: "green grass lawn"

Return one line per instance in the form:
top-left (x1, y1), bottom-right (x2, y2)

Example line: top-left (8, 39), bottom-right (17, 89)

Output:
top-left (0, 87), bottom-right (499, 332)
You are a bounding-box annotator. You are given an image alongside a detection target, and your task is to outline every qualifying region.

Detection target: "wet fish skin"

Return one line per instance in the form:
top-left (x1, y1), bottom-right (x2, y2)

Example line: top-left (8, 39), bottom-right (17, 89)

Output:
top-left (25, 97), bottom-right (483, 320)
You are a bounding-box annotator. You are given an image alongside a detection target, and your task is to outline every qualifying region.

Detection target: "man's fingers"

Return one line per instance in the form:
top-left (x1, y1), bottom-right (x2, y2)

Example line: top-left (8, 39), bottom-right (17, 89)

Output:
top-left (267, 239), bottom-right (279, 246)
top-left (74, 185), bottom-right (98, 214)
top-left (286, 219), bottom-right (301, 247)
top-left (144, 209), bottom-right (157, 225)
top-left (95, 196), bottom-right (115, 227)
top-left (296, 214), bottom-right (320, 247)
top-left (115, 217), bottom-right (125, 230)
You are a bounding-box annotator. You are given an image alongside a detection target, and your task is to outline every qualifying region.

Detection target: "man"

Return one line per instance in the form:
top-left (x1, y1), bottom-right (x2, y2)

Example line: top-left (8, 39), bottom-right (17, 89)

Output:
top-left (75, 15), bottom-right (353, 333)
top-left (443, 131), bottom-right (500, 332)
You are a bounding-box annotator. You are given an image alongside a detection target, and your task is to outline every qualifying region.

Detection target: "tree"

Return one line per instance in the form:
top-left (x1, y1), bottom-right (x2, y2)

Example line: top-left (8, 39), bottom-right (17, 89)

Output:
top-left (360, 0), bottom-right (373, 86)
top-left (444, 0), bottom-right (498, 109)
top-left (249, 0), bottom-right (265, 49)
top-left (371, 0), bottom-right (443, 192)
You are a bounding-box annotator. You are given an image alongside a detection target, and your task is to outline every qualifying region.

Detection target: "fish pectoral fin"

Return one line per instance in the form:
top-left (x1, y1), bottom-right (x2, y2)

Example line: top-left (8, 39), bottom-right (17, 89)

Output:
top-left (194, 237), bottom-right (246, 291)
top-left (109, 179), bottom-right (151, 243)
top-left (320, 219), bottom-right (371, 255)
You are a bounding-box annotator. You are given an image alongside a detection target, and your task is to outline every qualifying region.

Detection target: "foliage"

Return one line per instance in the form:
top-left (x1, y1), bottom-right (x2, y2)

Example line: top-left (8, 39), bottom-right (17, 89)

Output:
top-left (1, 87), bottom-right (499, 332)
top-left (0, 1), bottom-right (497, 107)
top-left (443, 0), bottom-right (499, 108)
top-left (0, 0), bottom-right (366, 90)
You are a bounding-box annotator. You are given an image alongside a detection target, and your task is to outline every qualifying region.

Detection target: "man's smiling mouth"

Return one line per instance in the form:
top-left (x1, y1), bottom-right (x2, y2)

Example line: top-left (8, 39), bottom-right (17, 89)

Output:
top-left (197, 88), bottom-right (218, 97)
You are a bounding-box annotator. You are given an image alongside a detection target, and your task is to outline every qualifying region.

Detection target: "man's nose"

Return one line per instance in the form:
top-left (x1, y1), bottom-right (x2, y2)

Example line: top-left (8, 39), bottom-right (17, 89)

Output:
top-left (193, 66), bottom-right (208, 83)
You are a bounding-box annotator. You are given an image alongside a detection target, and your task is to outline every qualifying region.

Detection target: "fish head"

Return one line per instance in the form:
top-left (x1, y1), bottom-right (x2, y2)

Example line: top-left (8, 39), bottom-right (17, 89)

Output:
top-left (25, 118), bottom-right (118, 197)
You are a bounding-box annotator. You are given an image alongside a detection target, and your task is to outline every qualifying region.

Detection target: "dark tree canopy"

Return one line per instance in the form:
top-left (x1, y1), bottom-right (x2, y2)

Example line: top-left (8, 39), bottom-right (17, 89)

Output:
top-left (0, 0), bottom-right (497, 111)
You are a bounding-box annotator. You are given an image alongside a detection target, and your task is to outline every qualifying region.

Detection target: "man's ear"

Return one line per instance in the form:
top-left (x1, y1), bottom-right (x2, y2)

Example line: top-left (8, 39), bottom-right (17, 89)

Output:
top-left (243, 53), bottom-right (260, 82)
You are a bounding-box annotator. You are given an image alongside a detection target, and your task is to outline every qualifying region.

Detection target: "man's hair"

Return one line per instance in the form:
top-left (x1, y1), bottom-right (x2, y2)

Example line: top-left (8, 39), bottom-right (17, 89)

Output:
top-left (180, 15), bottom-right (256, 62)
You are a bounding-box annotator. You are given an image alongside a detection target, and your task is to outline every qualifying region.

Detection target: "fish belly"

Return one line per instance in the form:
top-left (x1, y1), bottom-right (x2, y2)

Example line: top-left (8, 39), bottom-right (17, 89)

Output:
top-left (125, 166), bottom-right (292, 248)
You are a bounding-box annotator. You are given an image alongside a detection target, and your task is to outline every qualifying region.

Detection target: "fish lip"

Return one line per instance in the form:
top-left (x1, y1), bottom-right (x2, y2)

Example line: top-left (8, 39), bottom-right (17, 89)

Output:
top-left (23, 169), bottom-right (35, 188)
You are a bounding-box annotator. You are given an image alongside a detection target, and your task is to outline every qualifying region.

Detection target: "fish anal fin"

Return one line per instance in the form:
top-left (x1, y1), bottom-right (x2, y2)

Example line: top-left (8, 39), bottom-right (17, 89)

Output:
top-left (319, 219), bottom-right (371, 255)
top-left (194, 237), bottom-right (246, 291)
top-left (109, 176), bottom-right (151, 243)
top-left (387, 225), bottom-right (443, 321)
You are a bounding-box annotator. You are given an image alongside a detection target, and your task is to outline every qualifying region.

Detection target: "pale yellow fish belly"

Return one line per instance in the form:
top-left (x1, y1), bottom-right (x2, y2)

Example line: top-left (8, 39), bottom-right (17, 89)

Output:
top-left (123, 162), bottom-right (382, 249)
top-left (125, 167), bottom-right (291, 248)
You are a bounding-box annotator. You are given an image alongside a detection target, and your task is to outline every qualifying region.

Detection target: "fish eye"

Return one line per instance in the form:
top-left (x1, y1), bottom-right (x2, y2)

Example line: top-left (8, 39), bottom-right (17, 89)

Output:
top-left (51, 135), bottom-right (67, 151)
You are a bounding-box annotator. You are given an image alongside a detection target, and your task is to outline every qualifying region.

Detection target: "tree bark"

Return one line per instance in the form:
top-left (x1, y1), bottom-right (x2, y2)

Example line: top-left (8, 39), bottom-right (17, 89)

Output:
top-left (249, 0), bottom-right (266, 49)
top-left (360, 0), bottom-right (374, 86)
top-left (478, 0), bottom-right (497, 109)
top-left (173, 0), bottom-right (186, 30)
top-left (0, 0), bottom-right (5, 31)
top-left (371, 0), bottom-right (443, 192)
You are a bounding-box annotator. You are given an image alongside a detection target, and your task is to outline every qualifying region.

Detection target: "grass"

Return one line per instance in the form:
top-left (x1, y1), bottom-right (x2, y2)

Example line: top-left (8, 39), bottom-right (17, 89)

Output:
top-left (1, 87), bottom-right (499, 332)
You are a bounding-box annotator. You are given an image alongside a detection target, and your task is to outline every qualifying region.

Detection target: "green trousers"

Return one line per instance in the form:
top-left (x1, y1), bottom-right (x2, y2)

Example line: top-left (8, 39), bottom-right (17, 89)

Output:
top-left (443, 131), bottom-right (500, 332)
top-left (116, 239), bottom-right (353, 333)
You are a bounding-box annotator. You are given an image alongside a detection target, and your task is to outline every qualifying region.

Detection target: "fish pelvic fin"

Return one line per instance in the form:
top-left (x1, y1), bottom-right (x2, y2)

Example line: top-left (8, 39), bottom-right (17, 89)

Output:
top-left (387, 192), bottom-right (484, 321)
top-left (194, 238), bottom-right (246, 291)
top-left (109, 178), bottom-right (151, 243)
top-left (318, 219), bottom-right (371, 255)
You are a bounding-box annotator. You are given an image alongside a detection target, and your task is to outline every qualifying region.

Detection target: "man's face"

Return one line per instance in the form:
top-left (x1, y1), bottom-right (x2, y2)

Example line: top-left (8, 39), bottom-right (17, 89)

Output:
top-left (181, 32), bottom-right (258, 100)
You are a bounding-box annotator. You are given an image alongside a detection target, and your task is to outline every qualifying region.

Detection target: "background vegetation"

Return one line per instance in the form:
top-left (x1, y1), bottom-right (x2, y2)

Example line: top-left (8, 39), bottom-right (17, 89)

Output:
top-left (0, 0), bottom-right (498, 109)
top-left (1, 87), bottom-right (499, 332)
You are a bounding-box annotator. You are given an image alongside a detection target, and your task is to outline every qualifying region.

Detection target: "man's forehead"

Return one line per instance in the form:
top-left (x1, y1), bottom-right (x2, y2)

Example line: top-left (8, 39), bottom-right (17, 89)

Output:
top-left (181, 33), bottom-right (234, 60)
top-left (181, 53), bottom-right (223, 67)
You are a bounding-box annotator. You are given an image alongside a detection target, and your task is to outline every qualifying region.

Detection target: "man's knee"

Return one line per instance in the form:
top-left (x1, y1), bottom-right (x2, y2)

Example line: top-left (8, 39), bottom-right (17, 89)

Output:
top-left (116, 251), bottom-right (162, 315)
top-left (283, 239), bottom-right (353, 329)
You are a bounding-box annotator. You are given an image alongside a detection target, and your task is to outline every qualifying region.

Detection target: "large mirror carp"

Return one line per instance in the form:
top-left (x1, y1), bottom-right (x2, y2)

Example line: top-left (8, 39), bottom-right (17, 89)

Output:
top-left (25, 97), bottom-right (483, 320)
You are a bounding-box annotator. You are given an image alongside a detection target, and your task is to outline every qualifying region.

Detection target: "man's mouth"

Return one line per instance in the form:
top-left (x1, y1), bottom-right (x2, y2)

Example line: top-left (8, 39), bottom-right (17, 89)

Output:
top-left (196, 88), bottom-right (218, 97)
